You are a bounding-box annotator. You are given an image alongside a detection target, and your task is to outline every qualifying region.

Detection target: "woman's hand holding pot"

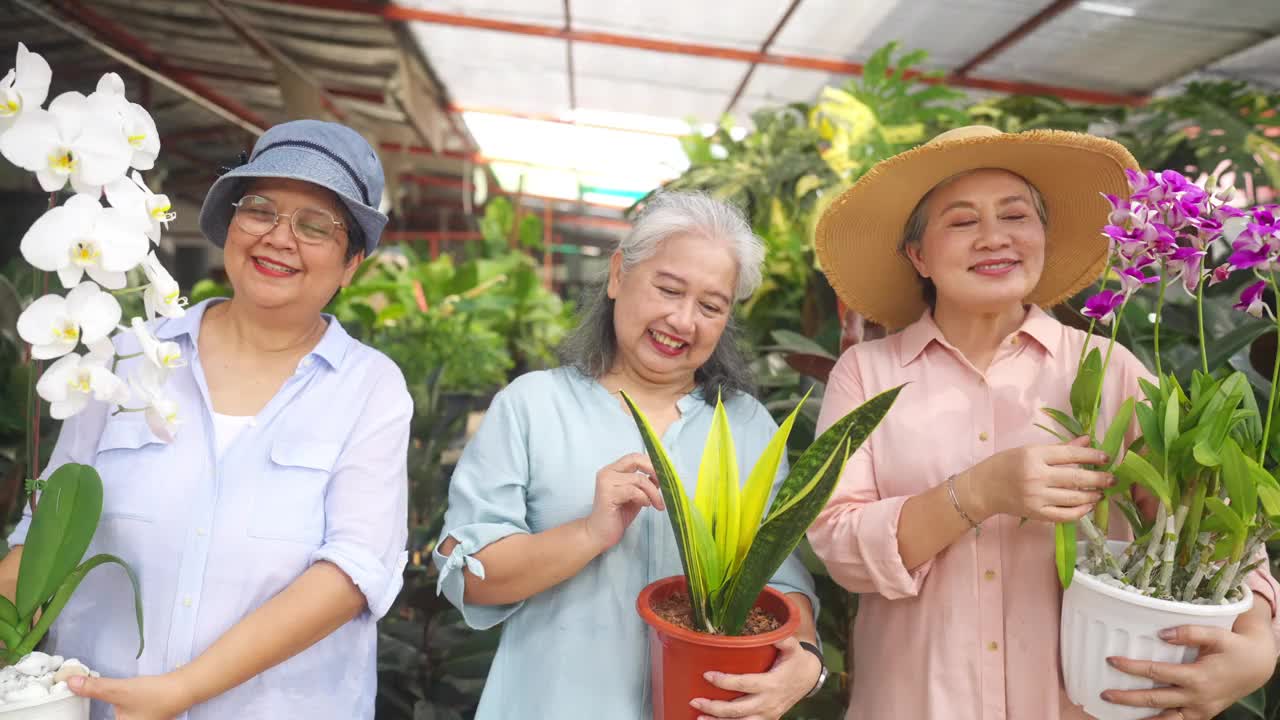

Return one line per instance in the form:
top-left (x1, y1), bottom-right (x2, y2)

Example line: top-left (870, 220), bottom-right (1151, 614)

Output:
top-left (690, 636), bottom-right (822, 720)
top-left (961, 437), bottom-right (1113, 524)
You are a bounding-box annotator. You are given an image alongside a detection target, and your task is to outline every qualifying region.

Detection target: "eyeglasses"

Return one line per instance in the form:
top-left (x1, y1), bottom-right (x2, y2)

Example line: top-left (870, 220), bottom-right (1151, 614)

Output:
top-left (231, 195), bottom-right (346, 245)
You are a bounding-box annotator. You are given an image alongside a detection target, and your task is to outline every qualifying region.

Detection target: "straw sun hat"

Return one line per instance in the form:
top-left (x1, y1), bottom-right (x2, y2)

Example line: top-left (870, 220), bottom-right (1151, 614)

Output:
top-left (814, 125), bottom-right (1139, 330)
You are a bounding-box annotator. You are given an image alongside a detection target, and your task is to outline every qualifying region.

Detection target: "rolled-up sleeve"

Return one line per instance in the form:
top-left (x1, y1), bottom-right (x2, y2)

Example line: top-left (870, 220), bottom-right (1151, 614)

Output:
top-left (7, 399), bottom-right (110, 548)
top-left (807, 351), bottom-right (932, 599)
top-left (310, 361), bottom-right (413, 620)
top-left (433, 388), bottom-right (532, 630)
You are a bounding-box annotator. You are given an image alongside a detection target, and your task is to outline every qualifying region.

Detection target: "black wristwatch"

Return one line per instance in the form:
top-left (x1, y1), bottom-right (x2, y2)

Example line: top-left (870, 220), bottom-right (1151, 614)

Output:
top-left (798, 640), bottom-right (828, 698)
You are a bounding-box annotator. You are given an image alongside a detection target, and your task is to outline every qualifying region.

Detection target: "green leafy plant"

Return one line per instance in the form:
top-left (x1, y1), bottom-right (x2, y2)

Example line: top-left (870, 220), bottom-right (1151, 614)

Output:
top-left (621, 386), bottom-right (901, 635)
top-left (1042, 168), bottom-right (1280, 604)
top-left (0, 463), bottom-right (142, 663)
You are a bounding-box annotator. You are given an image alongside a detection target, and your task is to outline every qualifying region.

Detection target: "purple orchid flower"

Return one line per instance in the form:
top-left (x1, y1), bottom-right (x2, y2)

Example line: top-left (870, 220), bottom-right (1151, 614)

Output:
top-left (1083, 290), bottom-right (1125, 326)
top-left (1228, 245), bottom-right (1273, 271)
top-left (1167, 246), bottom-right (1207, 293)
top-left (1235, 280), bottom-right (1270, 318)
top-left (1101, 193), bottom-right (1132, 226)
top-left (1209, 264), bottom-right (1233, 286)
top-left (1118, 264), bottom-right (1159, 295)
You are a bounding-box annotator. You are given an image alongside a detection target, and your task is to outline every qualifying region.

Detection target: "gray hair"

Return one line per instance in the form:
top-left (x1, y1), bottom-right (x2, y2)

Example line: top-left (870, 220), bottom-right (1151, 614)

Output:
top-left (899, 169), bottom-right (1049, 307)
top-left (558, 191), bottom-right (761, 403)
top-left (619, 191), bottom-right (764, 301)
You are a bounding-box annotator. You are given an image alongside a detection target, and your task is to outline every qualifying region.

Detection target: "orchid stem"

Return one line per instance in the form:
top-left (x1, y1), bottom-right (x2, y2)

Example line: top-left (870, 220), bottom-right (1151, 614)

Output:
top-left (1196, 278), bottom-right (1208, 375)
top-left (1260, 272), bottom-right (1280, 464)
top-left (1153, 277), bottom-right (1167, 378)
top-left (110, 285), bottom-right (150, 297)
top-left (1088, 300), bottom-right (1127, 437)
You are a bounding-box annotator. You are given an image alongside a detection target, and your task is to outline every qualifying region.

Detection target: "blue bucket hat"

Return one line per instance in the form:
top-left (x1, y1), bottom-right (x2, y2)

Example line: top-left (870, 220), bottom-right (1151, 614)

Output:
top-left (199, 119), bottom-right (388, 255)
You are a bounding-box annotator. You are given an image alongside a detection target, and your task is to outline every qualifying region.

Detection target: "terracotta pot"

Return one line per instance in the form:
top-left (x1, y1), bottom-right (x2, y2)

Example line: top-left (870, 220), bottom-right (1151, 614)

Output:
top-left (636, 576), bottom-right (800, 720)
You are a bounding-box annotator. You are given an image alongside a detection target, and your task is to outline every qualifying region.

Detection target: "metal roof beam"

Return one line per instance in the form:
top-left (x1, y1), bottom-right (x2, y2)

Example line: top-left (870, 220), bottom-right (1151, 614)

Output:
top-left (951, 0), bottom-right (1081, 78)
top-left (205, 0), bottom-right (351, 123)
top-left (22, 0), bottom-right (268, 133)
top-left (724, 0), bottom-right (804, 117)
top-left (268, 0), bottom-right (1147, 106)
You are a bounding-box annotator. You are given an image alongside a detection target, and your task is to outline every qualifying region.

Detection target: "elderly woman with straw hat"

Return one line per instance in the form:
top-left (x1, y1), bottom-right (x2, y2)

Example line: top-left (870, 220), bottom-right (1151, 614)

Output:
top-left (806, 126), bottom-right (1280, 720)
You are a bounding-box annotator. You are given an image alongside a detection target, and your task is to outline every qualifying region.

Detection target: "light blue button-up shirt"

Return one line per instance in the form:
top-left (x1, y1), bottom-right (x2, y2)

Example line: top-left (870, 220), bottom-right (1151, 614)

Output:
top-left (434, 367), bottom-right (818, 720)
top-left (9, 298), bottom-right (412, 720)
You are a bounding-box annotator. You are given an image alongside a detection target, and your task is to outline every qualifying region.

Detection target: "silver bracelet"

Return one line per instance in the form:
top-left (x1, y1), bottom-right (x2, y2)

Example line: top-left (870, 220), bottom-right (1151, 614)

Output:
top-left (946, 474), bottom-right (981, 533)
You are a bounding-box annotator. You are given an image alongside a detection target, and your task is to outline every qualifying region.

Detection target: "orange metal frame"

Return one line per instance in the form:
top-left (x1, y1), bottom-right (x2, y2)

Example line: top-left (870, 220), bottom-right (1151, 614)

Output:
top-left (270, 0), bottom-right (1148, 107)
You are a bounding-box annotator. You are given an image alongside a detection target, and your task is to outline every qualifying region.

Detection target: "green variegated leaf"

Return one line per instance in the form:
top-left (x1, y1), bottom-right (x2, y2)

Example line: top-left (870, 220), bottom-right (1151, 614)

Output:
top-left (620, 392), bottom-right (712, 630)
top-left (696, 396), bottom-right (740, 580)
top-left (716, 385), bottom-right (902, 634)
top-left (735, 390), bottom-right (809, 573)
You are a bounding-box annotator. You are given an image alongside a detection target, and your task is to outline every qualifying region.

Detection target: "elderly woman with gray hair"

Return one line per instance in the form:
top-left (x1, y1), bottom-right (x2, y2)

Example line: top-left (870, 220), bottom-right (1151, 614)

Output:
top-left (434, 192), bottom-right (822, 719)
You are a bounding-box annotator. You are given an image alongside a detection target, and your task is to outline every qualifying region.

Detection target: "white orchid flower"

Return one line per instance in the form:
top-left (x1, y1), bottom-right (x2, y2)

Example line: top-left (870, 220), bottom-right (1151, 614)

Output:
top-left (19, 193), bottom-right (150, 289)
top-left (130, 317), bottom-right (185, 372)
top-left (35, 351), bottom-right (129, 419)
top-left (16, 282), bottom-right (122, 360)
top-left (139, 252), bottom-right (186, 319)
top-left (0, 90), bottom-right (132, 195)
top-left (93, 73), bottom-right (159, 171)
top-left (105, 171), bottom-right (176, 244)
top-left (0, 43), bottom-right (51, 133)
top-left (130, 361), bottom-right (180, 442)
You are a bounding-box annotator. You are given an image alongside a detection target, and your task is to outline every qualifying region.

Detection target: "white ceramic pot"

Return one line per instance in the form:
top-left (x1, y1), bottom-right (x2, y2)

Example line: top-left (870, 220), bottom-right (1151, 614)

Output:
top-left (0, 693), bottom-right (88, 720)
top-left (1061, 540), bottom-right (1252, 720)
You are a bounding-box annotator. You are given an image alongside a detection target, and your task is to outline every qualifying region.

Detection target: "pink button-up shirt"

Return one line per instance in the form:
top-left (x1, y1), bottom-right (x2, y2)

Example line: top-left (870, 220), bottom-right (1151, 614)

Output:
top-left (808, 307), bottom-right (1280, 720)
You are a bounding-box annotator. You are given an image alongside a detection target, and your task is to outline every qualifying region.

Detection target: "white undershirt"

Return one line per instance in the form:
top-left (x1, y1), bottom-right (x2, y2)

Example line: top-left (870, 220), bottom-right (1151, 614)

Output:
top-left (212, 411), bottom-right (254, 458)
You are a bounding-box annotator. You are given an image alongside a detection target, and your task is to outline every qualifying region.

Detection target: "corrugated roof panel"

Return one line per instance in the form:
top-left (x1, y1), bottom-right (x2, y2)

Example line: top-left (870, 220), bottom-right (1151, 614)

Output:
top-left (573, 43), bottom-right (747, 96)
top-left (980, 5), bottom-right (1267, 94)
top-left (572, 0), bottom-right (793, 51)
top-left (774, 0), bottom-right (1044, 69)
top-left (575, 73), bottom-right (733, 123)
top-left (398, 0), bottom-right (564, 25)
top-left (410, 24), bottom-right (569, 113)
top-left (1207, 34), bottom-right (1280, 89)
top-left (734, 65), bottom-right (833, 122)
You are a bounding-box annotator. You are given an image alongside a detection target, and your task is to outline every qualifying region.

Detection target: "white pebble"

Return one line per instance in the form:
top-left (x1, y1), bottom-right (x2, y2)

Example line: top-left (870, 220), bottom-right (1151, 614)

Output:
top-left (13, 652), bottom-right (52, 677)
top-left (53, 661), bottom-right (89, 684)
top-left (3, 683), bottom-right (48, 703)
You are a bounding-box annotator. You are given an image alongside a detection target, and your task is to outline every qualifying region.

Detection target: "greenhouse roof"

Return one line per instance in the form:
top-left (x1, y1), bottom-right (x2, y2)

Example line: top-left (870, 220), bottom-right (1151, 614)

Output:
top-left (3, 0), bottom-right (1279, 229)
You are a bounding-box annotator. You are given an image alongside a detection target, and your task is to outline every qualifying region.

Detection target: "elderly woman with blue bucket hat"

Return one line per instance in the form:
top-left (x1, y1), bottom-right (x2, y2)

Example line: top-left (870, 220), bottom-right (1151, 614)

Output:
top-left (0, 120), bottom-right (411, 719)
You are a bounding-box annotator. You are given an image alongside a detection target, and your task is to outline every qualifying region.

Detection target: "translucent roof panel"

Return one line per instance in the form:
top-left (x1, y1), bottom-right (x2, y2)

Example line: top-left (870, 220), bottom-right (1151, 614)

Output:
top-left (462, 111), bottom-right (690, 203)
top-left (980, 2), bottom-right (1275, 94)
top-left (573, 44), bottom-right (747, 121)
top-left (398, 0), bottom-right (563, 25)
top-left (408, 25), bottom-right (569, 114)
top-left (572, 0), bottom-right (793, 50)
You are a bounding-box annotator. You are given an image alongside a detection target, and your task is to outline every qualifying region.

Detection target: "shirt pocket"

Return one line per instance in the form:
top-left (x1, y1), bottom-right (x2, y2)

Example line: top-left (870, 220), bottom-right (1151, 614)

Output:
top-left (93, 421), bottom-right (166, 522)
top-left (248, 440), bottom-right (341, 545)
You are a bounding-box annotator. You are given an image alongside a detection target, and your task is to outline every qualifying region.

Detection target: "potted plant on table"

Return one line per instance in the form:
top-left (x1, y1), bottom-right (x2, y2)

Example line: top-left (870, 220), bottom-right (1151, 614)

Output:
top-left (622, 385), bottom-right (900, 720)
top-left (0, 42), bottom-right (184, 718)
top-left (1042, 167), bottom-right (1279, 720)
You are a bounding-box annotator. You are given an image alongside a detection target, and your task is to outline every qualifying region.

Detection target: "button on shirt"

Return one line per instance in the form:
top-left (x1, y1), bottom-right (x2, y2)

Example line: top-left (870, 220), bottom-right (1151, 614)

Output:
top-left (434, 368), bottom-right (818, 720)
top-left (8, 299), bottom-right (413, 720)
top-left (806, 307), bottom-right (1280, 720)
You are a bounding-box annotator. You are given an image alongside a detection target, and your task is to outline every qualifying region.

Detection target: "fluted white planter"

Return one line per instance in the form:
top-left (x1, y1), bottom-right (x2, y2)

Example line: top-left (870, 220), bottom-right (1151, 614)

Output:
top-left (1061, 541), bottom-right (1252, 720)
top-left (0, 693), bottom-right (87, 720)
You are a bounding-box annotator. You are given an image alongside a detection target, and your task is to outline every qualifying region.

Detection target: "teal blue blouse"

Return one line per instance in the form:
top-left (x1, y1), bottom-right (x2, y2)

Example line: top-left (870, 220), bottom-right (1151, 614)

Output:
top-left (433, 368), bottom-right (818, 719)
